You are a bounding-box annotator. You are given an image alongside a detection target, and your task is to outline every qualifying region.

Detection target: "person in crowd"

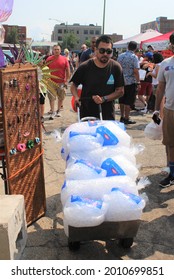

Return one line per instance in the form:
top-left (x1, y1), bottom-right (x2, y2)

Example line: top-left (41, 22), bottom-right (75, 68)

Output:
top-left (154, 32), bottom-right (174, 187)
top-left (39, 83), bottom-right (47, 123)
top-left (71, 51), bottom-right (78, 72)
top-left (64, 48), bottom-right (74, 75)
top-left (79, 36), bottom-right (98, 63)
top-left (147, 45), bottom-right (154, 53)
top-left (46, 45), bottom-right (70, 119)
top-left (137, 51), bottom-right (154, 113)
top-left (117, 41), bottom-right (141, 124)
top-left (146, 52), bottom-right (164, 112)
top-left (76, 44), bottom-right (87, 67)
top-left (70, 35), bottom-right (124, 120)
top-left (38, 55), bottom-right (49, 123)
top-left (135, 49), bottom-right (144, 66)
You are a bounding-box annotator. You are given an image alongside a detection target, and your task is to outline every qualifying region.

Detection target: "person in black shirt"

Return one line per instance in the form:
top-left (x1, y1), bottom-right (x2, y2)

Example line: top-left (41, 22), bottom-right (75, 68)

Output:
top-left (70, 35), bottom-right (124, 120)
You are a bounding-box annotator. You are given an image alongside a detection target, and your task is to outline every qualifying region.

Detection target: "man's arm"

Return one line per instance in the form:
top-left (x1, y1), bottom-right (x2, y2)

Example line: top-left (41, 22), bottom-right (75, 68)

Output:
top-left (155, 81), bottom-right (166, 111)
top-left (133, 68), bottom-right (141, 90)
top-left (92, 86), bottom-right (124, 104)
top-left (133, 68), bottom-right (140, 83)
top-left (70, 82), bottom-right (81, 106)
top-left (65, 67), bottom-right (71, 83)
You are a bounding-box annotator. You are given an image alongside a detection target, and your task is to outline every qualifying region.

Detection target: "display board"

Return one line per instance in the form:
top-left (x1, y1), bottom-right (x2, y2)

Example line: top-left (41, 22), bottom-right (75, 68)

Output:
top-left (0, 63), bottom-right (46, 225)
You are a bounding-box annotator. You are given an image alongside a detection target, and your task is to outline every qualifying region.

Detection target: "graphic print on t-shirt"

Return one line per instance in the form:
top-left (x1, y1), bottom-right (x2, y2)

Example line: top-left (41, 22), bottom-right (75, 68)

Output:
top-left (107, 74), bottom-right (114, 85)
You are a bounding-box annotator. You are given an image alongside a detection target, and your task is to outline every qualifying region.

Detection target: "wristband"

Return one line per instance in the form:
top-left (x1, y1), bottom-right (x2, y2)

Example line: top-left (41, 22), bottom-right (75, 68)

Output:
top-left (102, 96), bottom-right (108, 103)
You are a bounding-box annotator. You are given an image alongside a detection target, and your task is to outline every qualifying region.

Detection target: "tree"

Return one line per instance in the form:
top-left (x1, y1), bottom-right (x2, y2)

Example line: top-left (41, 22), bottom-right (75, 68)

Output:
top-left (61, 33), bottom-right (78, 50)
top-left (6, 27), bottom-right (19, 44)
top-left (85, 39), bottom-right (91, 48)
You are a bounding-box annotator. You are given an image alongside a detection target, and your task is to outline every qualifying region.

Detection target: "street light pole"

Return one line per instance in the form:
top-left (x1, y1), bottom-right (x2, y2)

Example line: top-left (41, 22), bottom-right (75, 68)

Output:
top-left (102, 0), bottom-right (106, 34)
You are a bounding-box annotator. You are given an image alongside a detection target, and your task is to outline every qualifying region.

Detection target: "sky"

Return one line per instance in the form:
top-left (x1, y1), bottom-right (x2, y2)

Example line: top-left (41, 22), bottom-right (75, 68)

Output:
top-left (2, 0), bottom-right (174, 41)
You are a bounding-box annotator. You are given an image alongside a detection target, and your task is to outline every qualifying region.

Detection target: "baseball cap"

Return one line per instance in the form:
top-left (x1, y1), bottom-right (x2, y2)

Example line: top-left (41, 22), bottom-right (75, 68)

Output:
top-left (144, 51), bottom-right (153, 59)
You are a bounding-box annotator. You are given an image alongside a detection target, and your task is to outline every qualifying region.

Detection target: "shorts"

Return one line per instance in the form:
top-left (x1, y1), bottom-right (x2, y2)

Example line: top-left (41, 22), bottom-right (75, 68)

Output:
top-left (119, 84), bottom-right (137, 106)
top-left (138, 82), bottom-right (152, 96)
top-left (47, 84), bottom-right (66, 101)
top-left (162, 107), bottom-right (174, 147)
top-left (39, 92), bottom-right (46, 105)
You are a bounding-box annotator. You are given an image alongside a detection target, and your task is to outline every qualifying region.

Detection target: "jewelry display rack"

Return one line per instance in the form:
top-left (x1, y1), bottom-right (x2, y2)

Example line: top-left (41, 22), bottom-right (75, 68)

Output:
top-left (0, 63), bottom-right (46, 225)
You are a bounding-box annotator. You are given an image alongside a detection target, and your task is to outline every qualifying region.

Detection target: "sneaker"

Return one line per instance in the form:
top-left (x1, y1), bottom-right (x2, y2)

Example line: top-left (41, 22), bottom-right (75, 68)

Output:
top-left (124, 118), bottom-right (136, 125)
top-left (140, 106), bottom-right (148, 114)
top-left (48, 110), bottom-right (53, 115)
top-left (120, 116), bottom-right (125, 123)
top-left (49, 112), bottom-right (56, 120)
top-left (55, 110), bottom-right (61, 117)
top-left (159, 173), bottom-right (174, 188)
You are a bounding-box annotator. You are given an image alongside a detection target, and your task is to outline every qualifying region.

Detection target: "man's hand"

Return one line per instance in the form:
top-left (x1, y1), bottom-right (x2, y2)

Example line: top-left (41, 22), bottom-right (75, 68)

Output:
top-left (74, 97), bottom-right (81, 108)
top-left (152, 110), bottom-right (160, 117)
top-left (92, 95), bottom-right (103, 104)
top-left (152, 110), bottom-right (161, 125)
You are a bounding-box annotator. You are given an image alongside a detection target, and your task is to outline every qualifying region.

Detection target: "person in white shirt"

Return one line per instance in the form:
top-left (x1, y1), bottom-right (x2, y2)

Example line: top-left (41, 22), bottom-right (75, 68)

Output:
top-left (154, 33), bottom-right (174, 188)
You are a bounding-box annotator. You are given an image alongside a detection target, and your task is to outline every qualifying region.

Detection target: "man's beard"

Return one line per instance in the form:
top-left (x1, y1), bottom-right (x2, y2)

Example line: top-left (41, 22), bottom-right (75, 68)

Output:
top-left (99, 56), bottom-right (109, 64)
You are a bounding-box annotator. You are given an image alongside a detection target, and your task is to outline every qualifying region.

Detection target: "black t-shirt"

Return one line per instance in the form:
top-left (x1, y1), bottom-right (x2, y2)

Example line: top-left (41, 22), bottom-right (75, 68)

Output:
top-left (70, 59), bottom-right (124, 120)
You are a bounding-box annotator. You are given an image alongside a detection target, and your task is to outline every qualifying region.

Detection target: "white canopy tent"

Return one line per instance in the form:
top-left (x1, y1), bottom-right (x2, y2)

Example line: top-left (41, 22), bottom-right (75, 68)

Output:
top-left (113, 29), bottom-right (162, 49)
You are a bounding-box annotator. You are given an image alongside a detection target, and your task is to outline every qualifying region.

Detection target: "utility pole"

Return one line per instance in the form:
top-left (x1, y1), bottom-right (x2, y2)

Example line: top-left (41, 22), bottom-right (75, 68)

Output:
top-left (102, 0), bottom-right (106, 34)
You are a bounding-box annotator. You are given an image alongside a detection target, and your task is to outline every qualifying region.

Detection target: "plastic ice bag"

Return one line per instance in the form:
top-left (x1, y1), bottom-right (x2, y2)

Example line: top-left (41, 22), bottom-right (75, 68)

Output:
top-left (63, 195), bottom-right (108, 227)
top-left (60, 176), bottom-right (140, 207)
top-left (96, 121), bottom-right (131, 148)
top-left (65, 159), bottom-right (107, 180)
top-left (104, 187), bottom-right (146, 222)
top-left (101, 156), bottom-right (139, 181)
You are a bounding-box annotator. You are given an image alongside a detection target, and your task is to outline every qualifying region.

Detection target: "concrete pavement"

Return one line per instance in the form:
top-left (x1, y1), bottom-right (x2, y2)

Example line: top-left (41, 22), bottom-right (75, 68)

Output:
top-left (1, 88), bottom-right (174, 260)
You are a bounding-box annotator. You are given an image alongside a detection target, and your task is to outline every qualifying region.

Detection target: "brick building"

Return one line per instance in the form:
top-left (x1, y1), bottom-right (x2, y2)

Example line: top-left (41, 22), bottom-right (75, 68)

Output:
top-left (141, 17), bottom-right (174, 34)
top-left (2, 24), bottom-right (26, 44)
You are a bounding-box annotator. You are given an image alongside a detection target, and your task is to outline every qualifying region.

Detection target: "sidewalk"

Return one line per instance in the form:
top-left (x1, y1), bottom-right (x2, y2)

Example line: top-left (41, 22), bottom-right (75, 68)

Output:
top-left (1, 89), bottom-right (174, 260)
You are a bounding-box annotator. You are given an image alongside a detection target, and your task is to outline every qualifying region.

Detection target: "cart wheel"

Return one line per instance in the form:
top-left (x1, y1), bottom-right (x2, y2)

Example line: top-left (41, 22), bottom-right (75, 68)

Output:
top-left (119, 238), bottom-right (134, 249)
top-left (68, 241), bottom-right (80, 251)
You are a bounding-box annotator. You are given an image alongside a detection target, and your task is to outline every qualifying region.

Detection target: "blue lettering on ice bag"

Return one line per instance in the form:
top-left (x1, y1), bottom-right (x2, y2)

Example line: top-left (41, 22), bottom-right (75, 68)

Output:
top-left (61, 180), bottom-right (66, 190)
top-left (101, 158), bottom-right (125, 176)
top-left (75, 159), bottom-right (104, 175)
top-left (71, 195), bottom-right (103, 209)
top-left (111, 187), bottom-right (142, 204)
top-left (96, 126), bottom-right (119, 146)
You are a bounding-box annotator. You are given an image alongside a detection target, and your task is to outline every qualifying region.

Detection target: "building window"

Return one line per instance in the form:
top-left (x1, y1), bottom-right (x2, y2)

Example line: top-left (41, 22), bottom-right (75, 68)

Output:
top-left (95, 30), bottom-right (100, 35)
top-left (84, 30), bottom-right (88, 35)
top-left (77, 30), bottom-right (79, 34)
top-left (58, 29), bottom-right (62, 33)
top-left (90, 30), bottom-right (94, 35)
top-left (58, 36), bottom-right (62, 41)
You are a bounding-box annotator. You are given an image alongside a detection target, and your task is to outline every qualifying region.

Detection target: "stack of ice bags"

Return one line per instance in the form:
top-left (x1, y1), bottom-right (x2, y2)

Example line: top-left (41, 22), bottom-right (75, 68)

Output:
top-left (60, 120), bottom-right (147, 231)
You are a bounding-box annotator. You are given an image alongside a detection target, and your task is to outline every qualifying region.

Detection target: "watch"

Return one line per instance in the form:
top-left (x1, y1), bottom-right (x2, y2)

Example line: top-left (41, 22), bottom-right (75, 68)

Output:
top-left (102, 96), bottom-right (108, 103)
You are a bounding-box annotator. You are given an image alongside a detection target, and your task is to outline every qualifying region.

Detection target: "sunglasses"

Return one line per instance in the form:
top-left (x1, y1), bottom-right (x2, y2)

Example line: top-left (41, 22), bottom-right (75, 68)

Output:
top-left (98, 48), bottom-right (113, 55)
